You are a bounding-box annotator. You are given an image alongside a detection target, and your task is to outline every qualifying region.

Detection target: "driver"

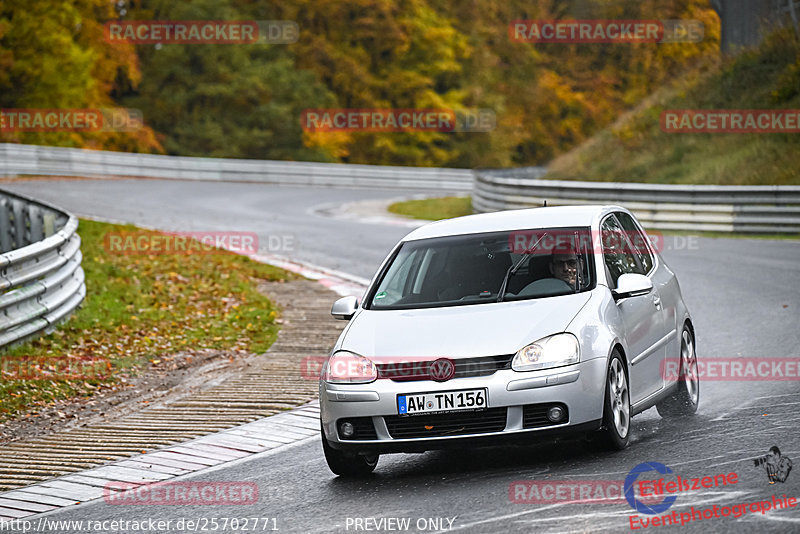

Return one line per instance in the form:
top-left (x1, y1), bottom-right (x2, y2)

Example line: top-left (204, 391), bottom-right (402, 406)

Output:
top-left (549, 252), bottom-right (578, 286)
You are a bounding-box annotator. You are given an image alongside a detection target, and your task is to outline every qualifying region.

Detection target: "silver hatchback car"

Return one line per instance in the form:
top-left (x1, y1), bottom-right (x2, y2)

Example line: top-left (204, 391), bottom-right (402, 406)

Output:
top-left (320, 205), bottom-right (699, 476)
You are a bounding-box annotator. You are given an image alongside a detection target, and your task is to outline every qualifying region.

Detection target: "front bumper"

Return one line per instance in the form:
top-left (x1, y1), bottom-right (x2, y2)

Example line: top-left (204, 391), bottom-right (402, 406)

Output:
top-left (320, 357), bottom-right (607, 452)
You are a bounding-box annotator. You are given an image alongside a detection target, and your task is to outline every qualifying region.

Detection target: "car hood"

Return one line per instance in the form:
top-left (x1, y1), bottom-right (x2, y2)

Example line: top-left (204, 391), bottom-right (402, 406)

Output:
top-left (340, 293), bottom-right (592, 359)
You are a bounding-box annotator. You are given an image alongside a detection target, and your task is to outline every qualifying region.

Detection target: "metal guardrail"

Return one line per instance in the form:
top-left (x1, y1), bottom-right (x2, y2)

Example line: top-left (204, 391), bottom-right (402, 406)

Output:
top-left (0, 143), bottom-right (473, 192)
top-left (474, 167), bottom-right (800, 233)
top-left (3, 143), bottom-right (798, 233)
top-left (0, 189), bottom-right (85, 349)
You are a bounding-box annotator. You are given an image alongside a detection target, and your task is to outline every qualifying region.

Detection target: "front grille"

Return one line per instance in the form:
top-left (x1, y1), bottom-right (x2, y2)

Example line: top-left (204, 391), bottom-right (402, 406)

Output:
top-left (338, 417), bottom-right (378, 440)
top-left (522, 403), bottom-right (569, 428)
top-left (384, 408), bottom-right (507, 438)
top-left (376, 355), bottom-right (513, 382)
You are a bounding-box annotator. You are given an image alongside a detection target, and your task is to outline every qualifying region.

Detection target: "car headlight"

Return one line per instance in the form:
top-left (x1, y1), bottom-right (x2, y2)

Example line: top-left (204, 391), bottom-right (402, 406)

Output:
top-left (512, 333), bottom-right (580, 372)
top-left (322, 350), bottom-right (378, 384)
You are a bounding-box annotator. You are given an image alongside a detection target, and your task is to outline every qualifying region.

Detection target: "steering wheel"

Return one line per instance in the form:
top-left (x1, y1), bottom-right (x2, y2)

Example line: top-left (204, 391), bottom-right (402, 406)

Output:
top-left (517, 278), bottom-right (574, 297)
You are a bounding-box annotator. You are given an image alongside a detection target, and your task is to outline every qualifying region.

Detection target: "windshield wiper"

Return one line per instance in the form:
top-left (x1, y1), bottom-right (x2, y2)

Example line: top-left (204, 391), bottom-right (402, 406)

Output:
top-left (497, 233), bottom-right (548, 302)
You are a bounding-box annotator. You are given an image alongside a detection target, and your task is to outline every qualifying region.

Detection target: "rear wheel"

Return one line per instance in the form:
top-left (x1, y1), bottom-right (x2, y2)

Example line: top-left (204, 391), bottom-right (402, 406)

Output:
top-left (656, 325), bottom-right (699, 417)
top-left (600, 351), bottom-right (630, 450)
top-left (321, 426), bottom-right (379, 477)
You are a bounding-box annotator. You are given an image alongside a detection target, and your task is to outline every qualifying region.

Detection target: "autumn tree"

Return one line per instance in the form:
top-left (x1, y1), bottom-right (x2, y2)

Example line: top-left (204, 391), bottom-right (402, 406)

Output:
top-left (0, 0), bottom-right (160, 152)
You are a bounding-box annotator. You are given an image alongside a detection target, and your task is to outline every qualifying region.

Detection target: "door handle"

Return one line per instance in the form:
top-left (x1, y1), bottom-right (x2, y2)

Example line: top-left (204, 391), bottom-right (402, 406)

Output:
top-left (653, 295), bottom-right (662, 309)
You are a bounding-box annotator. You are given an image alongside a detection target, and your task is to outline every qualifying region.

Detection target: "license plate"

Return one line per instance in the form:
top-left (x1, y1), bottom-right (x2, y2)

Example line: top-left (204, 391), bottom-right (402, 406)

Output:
top-left (397, 389), bottom-right (488, 415)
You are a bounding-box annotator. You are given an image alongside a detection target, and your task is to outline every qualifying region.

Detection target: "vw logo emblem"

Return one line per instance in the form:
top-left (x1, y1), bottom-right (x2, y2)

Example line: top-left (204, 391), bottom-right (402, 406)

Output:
top-left (429, 358), bottom-right (455, 382)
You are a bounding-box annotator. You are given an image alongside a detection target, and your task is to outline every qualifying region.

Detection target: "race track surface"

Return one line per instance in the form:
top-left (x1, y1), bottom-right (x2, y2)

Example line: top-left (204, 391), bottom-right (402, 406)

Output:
top-left (4, 178), bottom-right (799, 534)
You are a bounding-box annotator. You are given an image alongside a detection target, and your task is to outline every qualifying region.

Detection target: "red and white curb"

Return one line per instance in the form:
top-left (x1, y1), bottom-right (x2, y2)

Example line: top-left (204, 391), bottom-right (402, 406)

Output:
top-left (253, 253), bottom-right (369, 298)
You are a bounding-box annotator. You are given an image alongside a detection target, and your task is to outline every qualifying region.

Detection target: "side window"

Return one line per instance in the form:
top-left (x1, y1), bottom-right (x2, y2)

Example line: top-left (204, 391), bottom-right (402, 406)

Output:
top-left (615, 212), bottom-right (654, 273)
top-left (375, 249), bottom-right (420, 304)
top-left (601, 215), bottom-right (643, 287)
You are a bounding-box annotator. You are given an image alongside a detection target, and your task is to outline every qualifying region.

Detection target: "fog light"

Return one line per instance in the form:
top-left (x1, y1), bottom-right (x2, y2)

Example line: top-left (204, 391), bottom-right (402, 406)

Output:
top-left (340, 421), bottom-right (355, 438)
top-left (547, 406), bottom-right (565, 422)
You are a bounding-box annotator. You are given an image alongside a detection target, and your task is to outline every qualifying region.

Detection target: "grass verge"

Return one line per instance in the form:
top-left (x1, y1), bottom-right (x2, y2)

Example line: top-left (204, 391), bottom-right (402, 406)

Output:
top-left (0, 219), bottom-right (297, 423)
top-left (388, 196), bottom-right (473, 220)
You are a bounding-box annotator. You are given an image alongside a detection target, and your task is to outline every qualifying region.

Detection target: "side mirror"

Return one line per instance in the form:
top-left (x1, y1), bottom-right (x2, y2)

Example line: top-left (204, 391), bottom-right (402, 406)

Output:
top-left (331, 296), bottom-right (358, 320)
top-left (612, 273), bottom-right (653, 300)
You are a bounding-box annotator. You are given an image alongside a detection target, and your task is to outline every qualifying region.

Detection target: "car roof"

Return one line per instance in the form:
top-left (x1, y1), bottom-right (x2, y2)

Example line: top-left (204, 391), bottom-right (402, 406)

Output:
top-left (401, 205), bottom-right (624, 242)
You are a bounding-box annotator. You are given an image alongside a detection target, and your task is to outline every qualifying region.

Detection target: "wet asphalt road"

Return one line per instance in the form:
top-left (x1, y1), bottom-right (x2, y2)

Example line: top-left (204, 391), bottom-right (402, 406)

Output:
top-left (5, 179), bottom-right (413, 279)
top-left (2, 178), bottom-right (799, 533)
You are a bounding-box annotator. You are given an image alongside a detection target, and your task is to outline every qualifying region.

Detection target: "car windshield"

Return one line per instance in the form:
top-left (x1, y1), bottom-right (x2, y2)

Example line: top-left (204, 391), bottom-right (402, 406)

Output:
top-left (369, 227), bottom-right (594, 310)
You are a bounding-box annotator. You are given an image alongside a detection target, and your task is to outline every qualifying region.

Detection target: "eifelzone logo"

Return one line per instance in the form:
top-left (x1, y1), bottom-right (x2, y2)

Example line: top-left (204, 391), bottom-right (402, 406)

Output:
top-left (754, 446), bottom-right (793, 484)
top-left (624, 462), bottom-right (678, 515)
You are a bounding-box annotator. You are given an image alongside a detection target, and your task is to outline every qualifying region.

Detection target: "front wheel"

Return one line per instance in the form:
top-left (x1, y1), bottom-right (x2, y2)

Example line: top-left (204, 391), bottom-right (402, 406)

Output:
top-left (321, 426), bottom-right (379, 477)
top-left (656, 325), bottom-right (699, 417)
top-left (600, 351), bottom-right (630, 450)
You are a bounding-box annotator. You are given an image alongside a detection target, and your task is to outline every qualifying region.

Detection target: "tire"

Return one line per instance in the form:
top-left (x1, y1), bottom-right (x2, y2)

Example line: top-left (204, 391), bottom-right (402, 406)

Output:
top-left (600, 350), bottom-right (630, 450)
top-left (656, 325), bottom-right (699, 417)
top-left (321, 426), bottom-right (379, 477)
